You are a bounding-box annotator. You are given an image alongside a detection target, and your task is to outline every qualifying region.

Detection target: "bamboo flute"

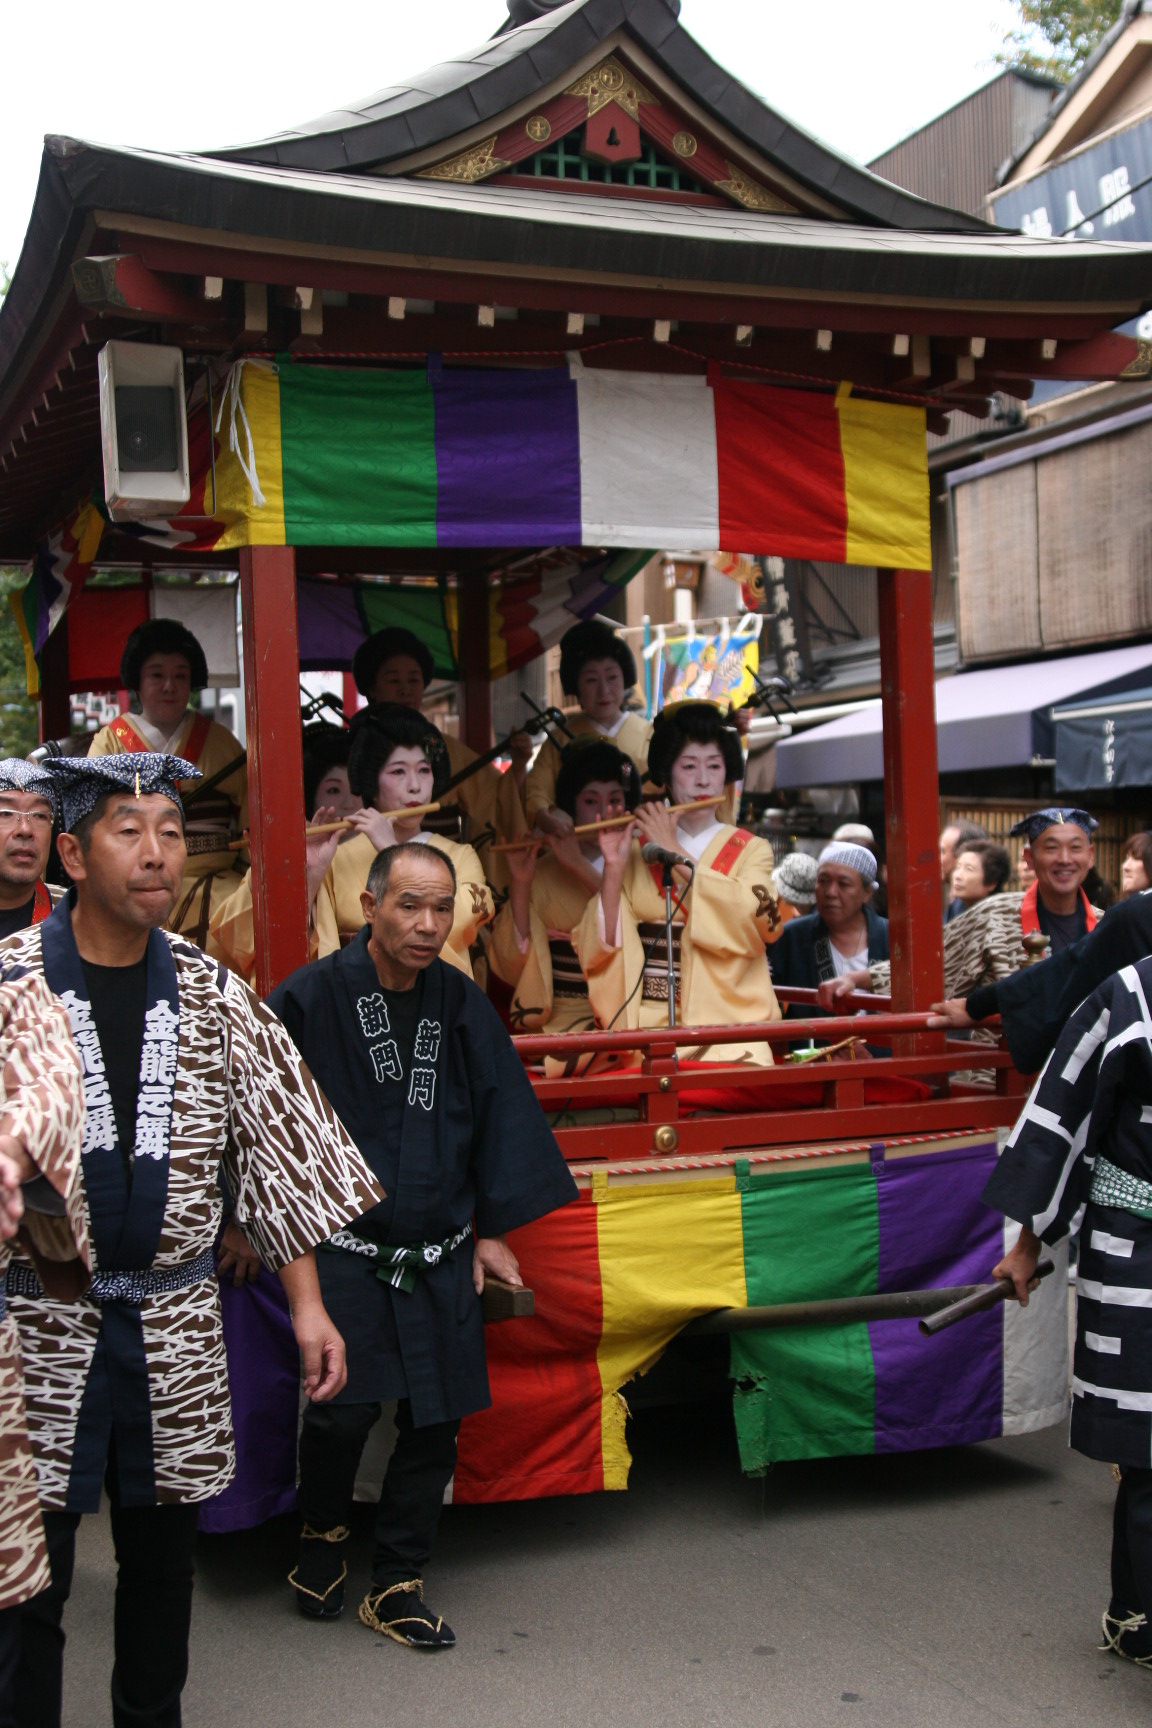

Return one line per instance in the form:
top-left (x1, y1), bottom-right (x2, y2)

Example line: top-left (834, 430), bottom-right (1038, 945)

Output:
top-left (228, 801), bottom-right (442, 849)
top-left (490, 795), bottom-right (726, 854)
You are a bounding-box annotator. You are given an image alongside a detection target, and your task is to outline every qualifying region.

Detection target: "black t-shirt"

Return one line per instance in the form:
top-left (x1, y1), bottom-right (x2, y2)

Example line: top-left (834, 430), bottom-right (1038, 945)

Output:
top-left (1037, 897), bottom-right (1087, 955)
top-left (357, 972), bottom-right (424, 1242)
top-left (80, 956), bottom-right (148, 1170)
top-left (0, 897), bottom-right (36, 940)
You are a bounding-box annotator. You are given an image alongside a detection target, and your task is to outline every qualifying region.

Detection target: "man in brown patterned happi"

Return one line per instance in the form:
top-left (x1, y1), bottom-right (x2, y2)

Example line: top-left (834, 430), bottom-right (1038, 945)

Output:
top-left (5, 752), bottom-right (384, 1728)
top-left (0, 964), bottom-right (87, 1725)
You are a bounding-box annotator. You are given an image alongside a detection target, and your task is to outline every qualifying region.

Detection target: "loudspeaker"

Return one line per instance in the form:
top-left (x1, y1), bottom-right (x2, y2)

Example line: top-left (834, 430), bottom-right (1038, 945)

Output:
top-left (98, 342), bottom-right (190, 520)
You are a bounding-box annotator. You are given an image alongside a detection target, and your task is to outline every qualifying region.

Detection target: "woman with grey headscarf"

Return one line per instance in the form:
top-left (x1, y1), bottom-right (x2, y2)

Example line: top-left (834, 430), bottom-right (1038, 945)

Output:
top-left (768, 841), bottom-right (889, 1015)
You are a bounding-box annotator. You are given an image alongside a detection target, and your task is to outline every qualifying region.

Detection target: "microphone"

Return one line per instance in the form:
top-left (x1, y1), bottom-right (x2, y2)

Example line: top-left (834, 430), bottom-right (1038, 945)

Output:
top-left (640, 842), bottom-right (692, 869)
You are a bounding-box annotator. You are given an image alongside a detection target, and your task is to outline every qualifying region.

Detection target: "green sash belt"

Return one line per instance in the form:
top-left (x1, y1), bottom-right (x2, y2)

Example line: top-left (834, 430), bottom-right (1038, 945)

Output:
top-left (1090, 1156), bottom-right (1152, 1221)
top-left (320, 1220), bottom-right (474, 1293)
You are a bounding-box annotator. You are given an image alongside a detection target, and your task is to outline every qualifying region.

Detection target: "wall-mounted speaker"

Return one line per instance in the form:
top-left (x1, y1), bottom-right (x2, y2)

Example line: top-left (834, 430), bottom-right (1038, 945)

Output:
top-left (97, 342), bottom-right (190, 521)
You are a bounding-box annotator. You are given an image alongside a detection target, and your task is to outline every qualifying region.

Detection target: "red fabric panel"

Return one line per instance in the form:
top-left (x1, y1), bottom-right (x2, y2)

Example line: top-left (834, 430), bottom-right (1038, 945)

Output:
top-left (67, 586), bottom-right (149, 693)
top-left (454, 1194), bottom-right (605, 1502)
top-left (714, 379), bottom-right (847, 561)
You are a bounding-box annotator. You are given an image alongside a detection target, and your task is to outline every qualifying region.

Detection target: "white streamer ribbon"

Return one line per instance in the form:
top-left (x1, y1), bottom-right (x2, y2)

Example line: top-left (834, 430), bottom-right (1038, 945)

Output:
top-left (214, 360), bottom-right (275, 510)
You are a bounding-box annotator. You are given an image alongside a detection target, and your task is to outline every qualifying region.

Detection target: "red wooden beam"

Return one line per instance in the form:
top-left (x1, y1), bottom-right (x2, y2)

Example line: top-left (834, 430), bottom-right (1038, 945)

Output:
top-left (457, 574), bottom-right (492, 755)
top-left (127, 236), bottom-right (1131, 343)
top-left (877, 568), bottom-right (945, 1046)
top-left (239, 546), bottom-right (309, 995)
top-left (71, 255), bottom-right (222, 327)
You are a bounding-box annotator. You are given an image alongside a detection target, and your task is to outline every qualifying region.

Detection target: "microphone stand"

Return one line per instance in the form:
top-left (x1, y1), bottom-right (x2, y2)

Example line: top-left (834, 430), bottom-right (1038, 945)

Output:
top-left (660, 858), bottom-right (694, 1029)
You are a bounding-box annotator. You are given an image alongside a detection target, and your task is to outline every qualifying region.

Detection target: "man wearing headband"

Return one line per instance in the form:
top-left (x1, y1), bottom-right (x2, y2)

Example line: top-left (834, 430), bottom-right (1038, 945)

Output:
top-left (823, 808), bottom-right (1103, 1022)
top-left (0, 760), bottom-right (64, 938)
top-left (6, 752), bottom-right (383, 1728)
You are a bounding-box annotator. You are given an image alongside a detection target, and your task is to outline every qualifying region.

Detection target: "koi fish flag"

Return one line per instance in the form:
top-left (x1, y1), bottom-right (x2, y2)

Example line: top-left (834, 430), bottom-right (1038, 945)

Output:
top-left (211, 360), bottom-right (930, 569)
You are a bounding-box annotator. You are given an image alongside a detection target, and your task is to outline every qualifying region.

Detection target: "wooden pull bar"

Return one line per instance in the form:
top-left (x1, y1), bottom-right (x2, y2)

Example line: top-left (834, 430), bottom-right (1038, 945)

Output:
top-left (481, 1277), bottom-right (535, 1322)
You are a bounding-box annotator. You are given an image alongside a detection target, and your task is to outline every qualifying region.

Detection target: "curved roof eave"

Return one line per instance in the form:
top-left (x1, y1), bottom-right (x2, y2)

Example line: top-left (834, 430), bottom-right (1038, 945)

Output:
top-left (208, 0), bottom-right (990, 233)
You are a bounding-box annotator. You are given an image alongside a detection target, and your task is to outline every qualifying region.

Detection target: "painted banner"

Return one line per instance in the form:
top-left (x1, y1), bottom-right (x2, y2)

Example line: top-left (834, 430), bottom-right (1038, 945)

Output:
top-left (210, 360), bottom-right (930, 567)
top-left (655, 631), bottom-right (759, 711)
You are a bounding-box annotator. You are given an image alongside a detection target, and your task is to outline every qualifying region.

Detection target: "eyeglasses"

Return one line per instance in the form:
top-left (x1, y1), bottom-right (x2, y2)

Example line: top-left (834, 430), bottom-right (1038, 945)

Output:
top-left (0, 809), bottom-right (53, 830)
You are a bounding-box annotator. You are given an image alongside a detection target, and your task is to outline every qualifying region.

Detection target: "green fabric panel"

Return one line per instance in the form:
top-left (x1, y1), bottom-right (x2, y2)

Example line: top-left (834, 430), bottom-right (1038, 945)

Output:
top-left (356, 584), bottom-right (458, 680)
top-left (732, 1162), bottom-right (879, 1468)
top-left (278, 366), bottom-right (438, 547)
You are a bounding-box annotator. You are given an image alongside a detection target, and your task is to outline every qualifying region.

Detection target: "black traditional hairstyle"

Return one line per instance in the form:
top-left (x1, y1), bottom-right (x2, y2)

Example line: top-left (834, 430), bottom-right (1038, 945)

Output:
top-left (351, 627), bottom-right (435, 699)
top-left (302, 724), bottom-right (352, 820)
top-left (554, 739), bottom-right (641, 821)
top-left (120, 619), bottom-right (209, 694)
top-left (647, 701), bottom-right (743, 791)
top-left (346, 703), bottom-right (451, 805)
top-left (557, 619), bottom-right (637, 698)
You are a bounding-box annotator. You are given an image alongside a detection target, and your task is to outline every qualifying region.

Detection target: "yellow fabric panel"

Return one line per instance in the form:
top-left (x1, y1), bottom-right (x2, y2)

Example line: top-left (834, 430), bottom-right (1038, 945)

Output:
top-left (837, 393), bottom-right (930, 571)
top-left (596, 1176), bottom-right (747, 1488)
top-left (211, 364), bottom-right (287, 549)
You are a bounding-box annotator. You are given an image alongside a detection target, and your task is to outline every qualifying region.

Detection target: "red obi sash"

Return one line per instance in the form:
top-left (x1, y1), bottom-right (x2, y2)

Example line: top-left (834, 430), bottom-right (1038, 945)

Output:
top-left (647, 826), bottom-right (751, 897)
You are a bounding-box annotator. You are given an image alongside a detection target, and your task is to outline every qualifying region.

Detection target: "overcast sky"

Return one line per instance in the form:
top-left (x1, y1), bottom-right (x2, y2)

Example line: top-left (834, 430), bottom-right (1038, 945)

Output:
top-left (2, 0), bottom-right (1023, 272)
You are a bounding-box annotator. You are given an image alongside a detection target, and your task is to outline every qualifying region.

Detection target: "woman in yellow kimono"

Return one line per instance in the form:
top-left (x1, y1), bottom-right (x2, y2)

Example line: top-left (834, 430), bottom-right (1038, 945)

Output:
top-left (87, 619), bottom-right (247, 946)
top-left (524, 621), bottom-right (652, 833)
top-left (208, 724), bottom-right (364, 985)
top-left (351, 627), bottom-right (526, 883)
top-left (312, 705), bottom-right (493, 977)
top-left (488, 741), bottom-right (641, 1038)
top-left (576, 702), bottom-right (781, 1065)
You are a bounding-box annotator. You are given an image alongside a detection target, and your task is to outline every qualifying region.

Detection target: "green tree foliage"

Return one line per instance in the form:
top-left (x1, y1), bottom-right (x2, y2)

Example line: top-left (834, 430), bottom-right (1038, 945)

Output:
top-left (999, 1), bottom-right (1125, 80)
top-left (0, 573), bottom-right (42, 760)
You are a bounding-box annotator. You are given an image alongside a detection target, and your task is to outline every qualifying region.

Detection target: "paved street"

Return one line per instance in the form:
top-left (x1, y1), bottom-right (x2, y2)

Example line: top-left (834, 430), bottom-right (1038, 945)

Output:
top-left (59, 1385), bottom-right (1148, 1728)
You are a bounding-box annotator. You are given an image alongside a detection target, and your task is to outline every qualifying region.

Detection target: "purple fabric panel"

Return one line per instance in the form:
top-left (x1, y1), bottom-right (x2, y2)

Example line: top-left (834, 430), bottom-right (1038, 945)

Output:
top-left (432, 369), bottom-right (581, 547)
top-left (295, 577), bottom-right (367, 672)
top-left (870, 1143), bottom-right (1004, 1454)
top-left (198, 1271), bottom-right (299, 1534)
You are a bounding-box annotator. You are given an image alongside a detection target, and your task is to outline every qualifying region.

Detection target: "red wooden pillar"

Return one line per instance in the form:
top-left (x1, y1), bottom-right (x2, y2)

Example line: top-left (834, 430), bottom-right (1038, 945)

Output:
top-left (38, 617), bottom-right (71, 744)
top-left (239, 546), bottom-right (308, 996)
top-left (457, 574), bottom-right (492, 754)
top-left (877, 569), bottom-right (944, 1033)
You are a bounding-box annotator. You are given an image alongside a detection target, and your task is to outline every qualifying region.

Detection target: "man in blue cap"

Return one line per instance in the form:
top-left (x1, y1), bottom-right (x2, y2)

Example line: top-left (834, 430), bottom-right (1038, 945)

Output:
top-left (6, 751), bottom-right (383, 1728)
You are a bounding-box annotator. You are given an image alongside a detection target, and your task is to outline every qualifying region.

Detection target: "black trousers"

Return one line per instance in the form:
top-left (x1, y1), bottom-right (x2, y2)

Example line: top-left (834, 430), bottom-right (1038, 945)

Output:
top-left (0, 1603), bottom-right (20, 1728)
top-left (15, 1482), bottom-right (198, 1728)
top-left (1112, 1466), bottom-right (1152, 1619)
top-left (298, 1399), bottom-right (459, 1588)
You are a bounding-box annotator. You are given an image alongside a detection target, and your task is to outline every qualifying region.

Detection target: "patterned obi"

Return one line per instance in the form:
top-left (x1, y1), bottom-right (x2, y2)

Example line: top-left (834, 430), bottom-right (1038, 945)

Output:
top-left (639, 920), bottom-right (683, 1003)
top-left (1090, 1155), bottom-right (1152, 1221)
top-left (6, 1244), bottom-right (217, 1306)
top-left (547, 931), bottom-right (587, 1000)
top-left (184, 790), bottom-right (238, 860)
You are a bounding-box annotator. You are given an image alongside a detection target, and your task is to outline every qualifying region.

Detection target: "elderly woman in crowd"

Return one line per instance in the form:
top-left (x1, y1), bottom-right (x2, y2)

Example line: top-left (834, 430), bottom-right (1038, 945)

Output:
top-left (1121, 831), bottom-right (1152, 898)
top-left (768, 851), bottom-right (818, 940)
top-left (768, 841), bottom-right (889, 1013)
top-left (949, 839), bottom-right (1012, 913)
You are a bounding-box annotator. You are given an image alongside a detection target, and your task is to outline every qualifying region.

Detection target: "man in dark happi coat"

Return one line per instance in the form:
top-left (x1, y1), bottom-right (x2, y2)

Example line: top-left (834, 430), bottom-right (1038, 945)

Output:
top-left (985, 955), bottom-right (1152, 1669)
top-left (269, 840), bottom-right (577, 1649)
top-left (7, 753), bottom-right (382, 1728)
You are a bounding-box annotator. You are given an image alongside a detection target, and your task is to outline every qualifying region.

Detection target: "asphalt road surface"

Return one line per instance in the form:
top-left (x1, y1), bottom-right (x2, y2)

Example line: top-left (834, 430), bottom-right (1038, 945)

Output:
top-left (57, 1391), bottom-right (1148, 1728)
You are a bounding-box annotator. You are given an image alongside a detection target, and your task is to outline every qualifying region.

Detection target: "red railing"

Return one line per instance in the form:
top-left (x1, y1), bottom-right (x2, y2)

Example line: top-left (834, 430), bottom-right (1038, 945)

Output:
top-left (512, 987), bottom-right (1028, 1165)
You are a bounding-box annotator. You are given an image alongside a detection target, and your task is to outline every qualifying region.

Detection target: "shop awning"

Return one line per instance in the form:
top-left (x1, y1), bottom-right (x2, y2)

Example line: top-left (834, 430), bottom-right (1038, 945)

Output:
top-left (1053, 687), bottom-right (1152, 791)
top-left (774, 642), bottom-right (1152, 788)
